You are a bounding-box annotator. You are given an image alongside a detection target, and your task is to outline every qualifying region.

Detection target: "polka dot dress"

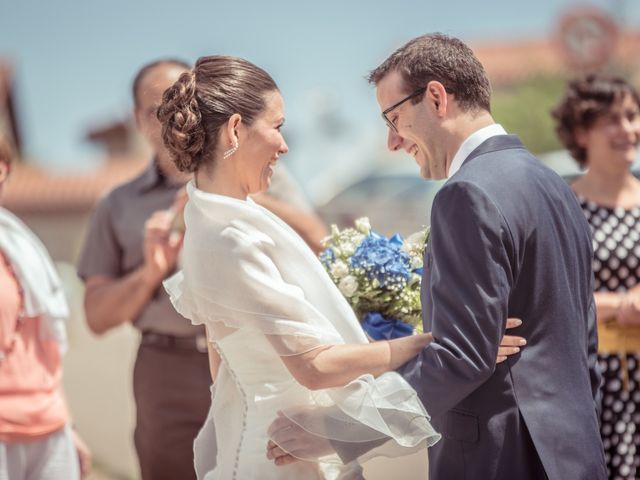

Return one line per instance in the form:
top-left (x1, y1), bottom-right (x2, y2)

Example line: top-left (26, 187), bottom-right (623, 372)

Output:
top-left (581, 198), bottom-right (640, 480)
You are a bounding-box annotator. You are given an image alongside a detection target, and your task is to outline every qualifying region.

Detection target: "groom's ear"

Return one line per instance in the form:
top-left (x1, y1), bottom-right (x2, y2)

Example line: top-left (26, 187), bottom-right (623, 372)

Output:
top-left (425, 80), bottom-right (448, 117)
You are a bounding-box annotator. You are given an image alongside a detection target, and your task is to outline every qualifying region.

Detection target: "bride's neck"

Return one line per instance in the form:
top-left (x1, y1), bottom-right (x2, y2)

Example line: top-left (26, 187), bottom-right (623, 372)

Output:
top-left (195, 162), bottom-right (248, 200)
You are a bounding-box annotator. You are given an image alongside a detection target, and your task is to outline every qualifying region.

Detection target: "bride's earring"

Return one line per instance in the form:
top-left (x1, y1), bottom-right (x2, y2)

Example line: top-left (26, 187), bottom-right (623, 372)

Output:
top-left (223, 142), bottom-right (238, 160)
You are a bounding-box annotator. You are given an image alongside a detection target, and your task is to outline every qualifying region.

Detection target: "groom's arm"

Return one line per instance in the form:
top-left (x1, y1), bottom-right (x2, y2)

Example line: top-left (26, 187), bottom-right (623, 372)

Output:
top-left (270, 181), bottom-right (515, 466)
top-left (398, 181), bottom-right (515, 419)
top-left (326, 182), bottom-right (515, 465)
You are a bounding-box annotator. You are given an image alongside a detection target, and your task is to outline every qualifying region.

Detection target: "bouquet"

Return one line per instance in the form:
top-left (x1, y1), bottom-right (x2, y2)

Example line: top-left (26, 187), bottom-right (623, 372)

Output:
top-left (320, 217), bottom-right (430, 340)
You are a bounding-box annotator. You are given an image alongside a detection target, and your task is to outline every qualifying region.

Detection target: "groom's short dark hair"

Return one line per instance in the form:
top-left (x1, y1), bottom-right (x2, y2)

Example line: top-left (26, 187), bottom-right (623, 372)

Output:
top-left (368, 33), bottom-right (492, 113)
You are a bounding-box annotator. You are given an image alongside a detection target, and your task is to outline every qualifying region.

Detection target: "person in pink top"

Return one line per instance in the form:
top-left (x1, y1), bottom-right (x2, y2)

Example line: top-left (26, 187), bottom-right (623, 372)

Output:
top-left (0, 136), bottom-right (91, 480)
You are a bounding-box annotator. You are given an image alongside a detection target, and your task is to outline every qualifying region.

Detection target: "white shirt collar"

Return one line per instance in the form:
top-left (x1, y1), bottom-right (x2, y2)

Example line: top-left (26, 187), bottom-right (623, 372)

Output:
top-left (447, 124), bottom-right (507, 179)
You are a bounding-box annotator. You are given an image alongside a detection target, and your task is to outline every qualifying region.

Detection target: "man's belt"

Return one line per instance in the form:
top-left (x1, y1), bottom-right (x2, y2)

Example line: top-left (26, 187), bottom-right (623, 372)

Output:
top-left (140, 331), bottom-right (208, 353)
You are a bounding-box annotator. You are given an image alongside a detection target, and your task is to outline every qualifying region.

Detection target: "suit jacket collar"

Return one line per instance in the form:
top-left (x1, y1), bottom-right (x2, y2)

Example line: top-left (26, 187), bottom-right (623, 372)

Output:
top-left (461, 135), bottom-right (525, 169)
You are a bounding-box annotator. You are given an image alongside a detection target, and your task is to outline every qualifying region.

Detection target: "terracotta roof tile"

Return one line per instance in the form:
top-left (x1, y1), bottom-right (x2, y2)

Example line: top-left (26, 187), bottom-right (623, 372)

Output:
top-left (474, 31), bottom-right (640, 85)
top-left (3, 155), bottom-right (148, 214)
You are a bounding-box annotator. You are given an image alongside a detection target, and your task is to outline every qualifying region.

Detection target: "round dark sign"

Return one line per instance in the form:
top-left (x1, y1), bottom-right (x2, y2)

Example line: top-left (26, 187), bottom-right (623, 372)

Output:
top-left (556, 7), bottom-right (619, 70)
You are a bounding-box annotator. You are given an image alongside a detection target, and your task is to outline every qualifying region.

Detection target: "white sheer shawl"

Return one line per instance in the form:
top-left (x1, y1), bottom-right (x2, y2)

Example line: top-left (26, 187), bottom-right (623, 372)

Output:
top-left (165, 181), bottom-right (440, 465)
top-left (0, 207), bottom-right (68, 353)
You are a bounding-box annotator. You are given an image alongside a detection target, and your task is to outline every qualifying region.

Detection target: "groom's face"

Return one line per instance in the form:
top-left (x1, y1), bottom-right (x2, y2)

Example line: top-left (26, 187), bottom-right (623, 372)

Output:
top-left (376, 71), bottom-right (447, 180)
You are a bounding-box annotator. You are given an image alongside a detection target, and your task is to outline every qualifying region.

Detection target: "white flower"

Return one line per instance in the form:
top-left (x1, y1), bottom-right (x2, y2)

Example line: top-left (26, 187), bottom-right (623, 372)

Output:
top-left (341, 242), bottom-right (357, 256)
top-left (402, 230), bottom-right (428, 253)
top-left (410, 255), bottom-right (423, 269)
top-left (355, 217), bottom-right (371, 235)
top-left (338, 275), bottom-right (359, 297)
top-left (330, 260), bottom-right (349, 279)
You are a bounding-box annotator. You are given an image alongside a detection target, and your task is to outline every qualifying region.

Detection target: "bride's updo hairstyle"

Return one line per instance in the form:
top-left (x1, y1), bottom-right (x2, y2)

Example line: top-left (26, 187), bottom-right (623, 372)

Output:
top-left (157, 55), bottom-right (279, 173)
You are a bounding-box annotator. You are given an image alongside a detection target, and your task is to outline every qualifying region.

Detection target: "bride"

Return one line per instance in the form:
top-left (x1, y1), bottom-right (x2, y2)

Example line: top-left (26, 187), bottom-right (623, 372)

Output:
top-left (158, 55), bottom-right (524, 479)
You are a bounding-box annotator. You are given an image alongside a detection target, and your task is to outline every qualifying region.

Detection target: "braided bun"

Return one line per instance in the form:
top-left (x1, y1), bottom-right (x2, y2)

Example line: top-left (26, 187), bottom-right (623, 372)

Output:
top-left (157, 70), bottom-right (205, 172)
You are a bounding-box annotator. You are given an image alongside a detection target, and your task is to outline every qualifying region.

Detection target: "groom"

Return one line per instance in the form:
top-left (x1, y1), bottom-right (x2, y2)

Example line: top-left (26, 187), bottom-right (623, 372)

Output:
top-left (269, 34), bottom-right (607, 479)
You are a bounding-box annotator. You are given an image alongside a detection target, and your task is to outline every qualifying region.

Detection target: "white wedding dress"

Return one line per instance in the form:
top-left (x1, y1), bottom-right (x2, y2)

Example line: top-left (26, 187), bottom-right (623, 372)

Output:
top-left (165, 182), bottom-right (440, 480)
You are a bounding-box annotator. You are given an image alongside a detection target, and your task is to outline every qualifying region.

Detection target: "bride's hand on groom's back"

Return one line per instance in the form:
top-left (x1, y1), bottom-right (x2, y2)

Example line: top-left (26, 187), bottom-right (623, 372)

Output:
top-left (497, 318), bottom-right (526, 364)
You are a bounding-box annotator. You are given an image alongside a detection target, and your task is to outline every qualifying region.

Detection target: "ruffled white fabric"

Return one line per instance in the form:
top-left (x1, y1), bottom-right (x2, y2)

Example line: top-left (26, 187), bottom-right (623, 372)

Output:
top-left (0, 207), bottom-right (68, 353)
top-left (165, 182), bottom-right (439, 477)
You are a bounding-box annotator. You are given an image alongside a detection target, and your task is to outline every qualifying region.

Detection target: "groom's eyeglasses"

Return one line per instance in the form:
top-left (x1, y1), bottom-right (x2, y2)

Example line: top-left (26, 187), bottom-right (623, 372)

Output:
top-left (382, 87), bottom-right (426, 133)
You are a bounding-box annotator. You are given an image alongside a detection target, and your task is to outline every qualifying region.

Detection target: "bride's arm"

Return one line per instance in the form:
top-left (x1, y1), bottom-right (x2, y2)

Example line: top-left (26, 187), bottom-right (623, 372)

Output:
top-left (279, 318), bottom-right (525, 391)
top-left (279, 333), bottom-right (432, 391)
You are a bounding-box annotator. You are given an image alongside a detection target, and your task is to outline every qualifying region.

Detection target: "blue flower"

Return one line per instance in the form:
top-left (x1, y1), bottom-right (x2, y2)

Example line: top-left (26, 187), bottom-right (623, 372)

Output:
top-left (350, 233), bottom-right (411, 286)
top-left (319, 248), bottom-right (335, 268)
top-left (362, 312), bottom-right (415, 340)
top-left (320, 220), bottom-right (426, 334)
top-left (388, 233), bottom-right (404, 246)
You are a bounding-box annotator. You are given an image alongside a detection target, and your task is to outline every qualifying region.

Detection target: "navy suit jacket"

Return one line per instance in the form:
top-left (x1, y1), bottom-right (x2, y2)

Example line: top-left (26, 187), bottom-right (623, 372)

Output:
top-left (398, 135), bottom-right (606, 479)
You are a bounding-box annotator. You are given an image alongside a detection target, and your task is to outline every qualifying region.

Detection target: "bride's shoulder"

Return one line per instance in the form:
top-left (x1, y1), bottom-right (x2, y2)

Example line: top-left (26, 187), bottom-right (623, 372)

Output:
top-left (186, 210), bottom-right (278, 266)
top-left (201, 219), bottom-right (276, 266)
top-left (222, 219), bottom-right (274, 246)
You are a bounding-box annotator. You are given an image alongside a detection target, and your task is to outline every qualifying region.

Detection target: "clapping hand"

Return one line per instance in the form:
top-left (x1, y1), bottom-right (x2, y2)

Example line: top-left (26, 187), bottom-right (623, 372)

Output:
top-left (142, 188), bottom-right (187, 284)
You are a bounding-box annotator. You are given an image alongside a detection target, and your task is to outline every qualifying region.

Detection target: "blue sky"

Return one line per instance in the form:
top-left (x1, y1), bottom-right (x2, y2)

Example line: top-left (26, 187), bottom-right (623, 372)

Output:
top-left (1, 0), bottom-right (638, 186)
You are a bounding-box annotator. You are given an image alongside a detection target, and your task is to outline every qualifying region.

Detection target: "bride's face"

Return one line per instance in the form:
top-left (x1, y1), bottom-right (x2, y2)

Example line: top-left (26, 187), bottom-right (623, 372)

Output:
top-left (237, 91), bottom-right (289, 195)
